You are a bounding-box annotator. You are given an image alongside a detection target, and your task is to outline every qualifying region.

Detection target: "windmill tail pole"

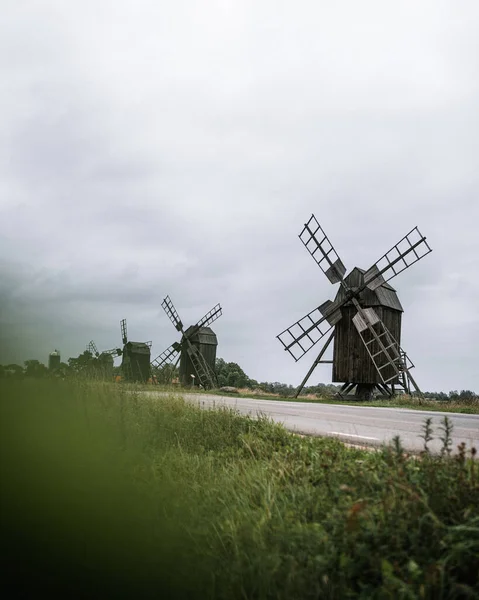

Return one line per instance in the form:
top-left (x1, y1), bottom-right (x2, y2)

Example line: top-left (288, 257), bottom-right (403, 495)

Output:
top-left (294, 330), bottom-right (335, 398)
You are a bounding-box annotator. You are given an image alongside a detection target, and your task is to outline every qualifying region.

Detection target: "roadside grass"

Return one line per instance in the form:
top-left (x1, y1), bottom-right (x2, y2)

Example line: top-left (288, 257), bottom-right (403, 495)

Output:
top-left (122, 382), bottom-right (479, 414)
top-left (1, 379), bottom-right (478, 599)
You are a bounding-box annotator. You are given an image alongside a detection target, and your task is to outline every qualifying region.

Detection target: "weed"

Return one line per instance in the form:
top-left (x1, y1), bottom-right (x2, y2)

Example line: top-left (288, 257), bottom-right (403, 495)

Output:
top-left (439, 416), bottom-right (454, 456)
top-left (1, 379), bottom-right (478, 599)
top-left (420, 417), bottom-right (434, 453)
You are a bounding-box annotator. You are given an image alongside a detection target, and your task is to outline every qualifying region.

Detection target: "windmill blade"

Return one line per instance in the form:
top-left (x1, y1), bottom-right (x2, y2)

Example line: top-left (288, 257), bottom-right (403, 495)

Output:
top-left (318, 299), bottom-right (344, 326)
top-left (196, 303), bottom-right (222, 329)
top-left (277, 306), bottom-right (333, 361)
top-left (299, 215), bottom-right (347, 284)
top-left (351, 307), bottom-right (381, 332)
top-left (363, 226), bottom-right (432, 290)
top-left (161, 296), bottom-right (183, 332)
top-left (88, 340), bottom-right (99, 357)
top-left (121, 319), bottom-right (128, 345)
top-left (102, 348), bottom-right (122, 357)
top-left (151, 344), bottom-right (180, 369)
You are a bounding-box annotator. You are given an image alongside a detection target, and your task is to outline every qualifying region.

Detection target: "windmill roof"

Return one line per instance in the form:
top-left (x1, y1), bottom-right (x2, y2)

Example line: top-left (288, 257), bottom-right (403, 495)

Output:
top-left (334, 267), bottom-right (403, 312)
top-left (352, 267), bottom-right (397, 291)
top-left (124, 342), bottom-right (151, 355)
top-left (184, 325), bottom-right (218, 345)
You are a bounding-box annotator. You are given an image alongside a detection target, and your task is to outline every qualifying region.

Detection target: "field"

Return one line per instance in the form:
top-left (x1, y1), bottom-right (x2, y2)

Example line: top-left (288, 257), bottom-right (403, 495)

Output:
top-left (1, 379), bottom-right (478, 599)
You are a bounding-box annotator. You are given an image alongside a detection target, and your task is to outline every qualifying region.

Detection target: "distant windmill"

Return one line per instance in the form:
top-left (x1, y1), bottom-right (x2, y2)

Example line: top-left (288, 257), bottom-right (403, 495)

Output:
top-left (86, 340), bottom-right (121, 378)
top-left (118, 319), bottom-right (152, 383)
top-left (277, 215), bottom-right (432, 400)
top-left (151, 296), bottom-right (222, 389)
top-left (86, 340), bottom-right (121, 360)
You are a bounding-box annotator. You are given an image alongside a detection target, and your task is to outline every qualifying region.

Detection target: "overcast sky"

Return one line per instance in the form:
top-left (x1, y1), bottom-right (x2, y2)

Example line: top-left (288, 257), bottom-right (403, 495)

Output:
top-left (1, 1), bottom-right (478, 392)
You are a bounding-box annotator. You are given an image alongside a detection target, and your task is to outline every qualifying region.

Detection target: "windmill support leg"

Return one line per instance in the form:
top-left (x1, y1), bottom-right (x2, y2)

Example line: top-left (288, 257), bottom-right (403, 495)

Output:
top-left (404, 370), bottom-right (422, 397)
top-left (172, 355), bottom-right (181, 383)
top-left (165, 355), bottom-right (181, 385)
top-left (294, 331), bottom-right (335, 398)
top-left (355, 383), bottom-right (375, 400)
top-left (336, 382), bottom-right (355, 399)
top-left (376, 383), bottom-right (393, 398)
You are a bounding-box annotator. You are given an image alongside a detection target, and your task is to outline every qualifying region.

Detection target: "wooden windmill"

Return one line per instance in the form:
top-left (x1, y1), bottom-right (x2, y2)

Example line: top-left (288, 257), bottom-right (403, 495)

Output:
top-left (87, 340), bottom-right (121, 360)
top-left (87, 340), bottom-right (121, 378)
top-left (118, 319), bottom-right (152, 383)
top-left (151, 296), bottom-right (222, 389)
top-left (277, 214), bottom-right (432, 400)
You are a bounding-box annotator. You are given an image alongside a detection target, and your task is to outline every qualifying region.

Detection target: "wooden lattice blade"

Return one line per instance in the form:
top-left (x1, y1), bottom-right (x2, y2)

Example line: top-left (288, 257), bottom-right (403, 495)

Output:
top-left (299, 214), bottom-right (347, 284)
top-left (151, 344), bottom-right (180, 369)
top-left (277, 306), bottom-right (333, 361)
top-left (196, 303), bottom-right (222, 329)
top-left (161, 296), bottom-right (183, 332)
top-left (364, 226), bottom-right (432, 289)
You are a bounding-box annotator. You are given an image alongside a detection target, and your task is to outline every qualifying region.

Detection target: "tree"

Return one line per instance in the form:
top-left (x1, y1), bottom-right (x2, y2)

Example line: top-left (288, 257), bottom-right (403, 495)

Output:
top-left (67, 351), bottom-right (103, 378)
top-left (5, 364), bottom-right (24, 379)
top-left (216, 358), bottom-right (250, 388)
top-left (24, 359), bottom-right (49, 378)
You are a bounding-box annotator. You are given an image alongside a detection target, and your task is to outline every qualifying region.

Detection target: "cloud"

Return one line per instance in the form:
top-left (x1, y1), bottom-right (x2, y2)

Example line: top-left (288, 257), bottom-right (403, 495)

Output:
top-left (1, 1), bottom-right (478, 391)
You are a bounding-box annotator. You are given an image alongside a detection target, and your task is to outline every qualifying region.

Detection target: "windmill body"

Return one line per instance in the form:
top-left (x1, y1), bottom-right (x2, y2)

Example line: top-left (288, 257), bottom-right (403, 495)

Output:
top-left (179, 325), bottom-right (218, 386)
top-left (99, 353), bottom-right (115, 376)
top-left (118, 321), bottom-right (152, 383)
top-left (277, 215), bottom-right (432, 400)
top-left (121, 341), bottom-right (151, 382)
top-left (87, 340), bottom-right (121, 379)
top-left (332, 268), bottom-right (403, 386)
top-left (152, 296), bottom-right (222, 390)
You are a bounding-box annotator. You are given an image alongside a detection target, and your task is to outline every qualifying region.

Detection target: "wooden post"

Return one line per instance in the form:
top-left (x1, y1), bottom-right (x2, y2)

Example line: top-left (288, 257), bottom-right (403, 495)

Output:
top-left (294, 331), bottom-right (335, 398)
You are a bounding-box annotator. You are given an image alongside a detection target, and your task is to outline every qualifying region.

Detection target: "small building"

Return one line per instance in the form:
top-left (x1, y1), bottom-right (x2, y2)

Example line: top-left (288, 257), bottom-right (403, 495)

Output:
top-left (332, 268), bottom-right (403, 387)
top-left (48, 349), bottom-right (61, 370)
top-left (121, 342), bottom-right (151, 383)
top-left (179, 326), bottom-right (218, 387)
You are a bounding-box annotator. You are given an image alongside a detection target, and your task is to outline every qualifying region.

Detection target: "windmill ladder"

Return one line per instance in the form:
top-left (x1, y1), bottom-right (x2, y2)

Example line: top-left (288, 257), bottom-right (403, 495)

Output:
top-left (187, 344), bottom-right (217, 390)
top-left (355, 312), bottom-right (422, 396)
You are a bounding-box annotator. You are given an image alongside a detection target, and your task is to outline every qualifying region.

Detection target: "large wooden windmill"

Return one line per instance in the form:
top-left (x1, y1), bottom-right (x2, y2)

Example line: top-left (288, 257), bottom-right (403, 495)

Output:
top-left (151, 296), bottom-right (222, 389)
top-left (277, 215), bottom-right (432, 400)
top-left (118, 319), bottom-right (152, 383)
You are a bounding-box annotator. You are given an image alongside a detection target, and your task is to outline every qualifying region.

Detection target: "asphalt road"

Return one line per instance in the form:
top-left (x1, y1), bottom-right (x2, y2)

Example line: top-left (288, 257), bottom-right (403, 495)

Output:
top-left (147, 391), bottom-right (479, 454)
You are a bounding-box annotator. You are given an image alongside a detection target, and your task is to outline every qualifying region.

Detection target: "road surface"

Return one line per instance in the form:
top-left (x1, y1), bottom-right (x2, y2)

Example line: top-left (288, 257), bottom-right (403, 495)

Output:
top-left (145, 391), bottom-right (479, 454)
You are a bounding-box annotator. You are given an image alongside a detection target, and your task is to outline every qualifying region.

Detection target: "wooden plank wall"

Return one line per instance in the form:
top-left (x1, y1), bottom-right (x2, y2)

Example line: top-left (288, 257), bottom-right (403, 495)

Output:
top-left (333, 307), bottom-right (402, 384)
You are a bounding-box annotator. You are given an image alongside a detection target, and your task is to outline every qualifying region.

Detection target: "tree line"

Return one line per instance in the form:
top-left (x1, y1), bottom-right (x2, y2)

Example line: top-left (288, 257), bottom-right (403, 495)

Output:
top-left (0, 350), bottom-right (119, 380)
top-left (0, 354), bottom-right (477, 401)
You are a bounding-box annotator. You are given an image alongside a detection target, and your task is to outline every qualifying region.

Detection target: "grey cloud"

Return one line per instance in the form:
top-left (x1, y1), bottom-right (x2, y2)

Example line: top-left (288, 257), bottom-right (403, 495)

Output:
top-left (1, 1), bottom-right (478, 391)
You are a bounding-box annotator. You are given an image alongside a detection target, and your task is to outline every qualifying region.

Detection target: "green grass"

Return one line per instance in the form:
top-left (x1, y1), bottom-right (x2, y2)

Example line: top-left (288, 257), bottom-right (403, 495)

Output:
top-left (1, 379), bottom-right (478, 599)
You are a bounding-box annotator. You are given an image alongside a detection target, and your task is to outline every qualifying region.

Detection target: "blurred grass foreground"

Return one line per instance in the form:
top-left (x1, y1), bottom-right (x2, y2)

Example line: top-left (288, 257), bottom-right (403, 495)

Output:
top-left (1, 379), bottom-right (478, 599)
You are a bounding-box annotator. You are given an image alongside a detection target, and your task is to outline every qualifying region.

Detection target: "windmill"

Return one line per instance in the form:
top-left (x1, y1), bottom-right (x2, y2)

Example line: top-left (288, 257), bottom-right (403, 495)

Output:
top-left (277, 215), bottom-right (432, 400)
top-left (118, 319), bottom-right (152, 383)
top-left (151, 296), bottom-right (222, 389)
top-left (86, 340), bottom-right (121, 378)
top-left (86, 340), bottom-right (121, 359)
